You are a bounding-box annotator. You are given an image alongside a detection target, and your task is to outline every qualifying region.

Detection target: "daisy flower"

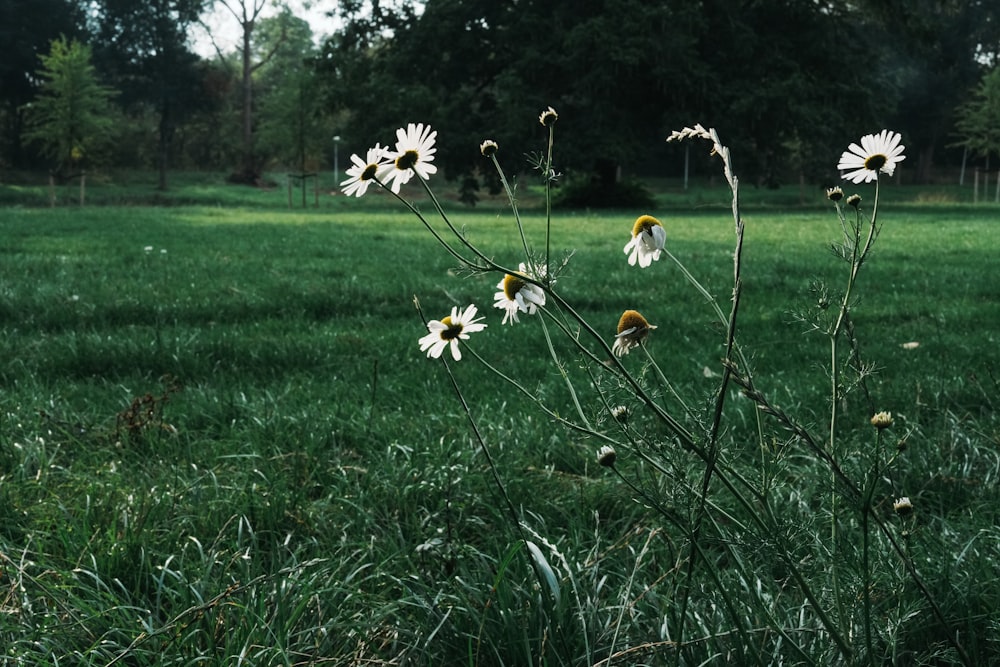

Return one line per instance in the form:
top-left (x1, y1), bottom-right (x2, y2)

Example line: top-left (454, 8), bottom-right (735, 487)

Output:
top-left (623, 215), bottom-right (667, 268)
top-left (596, 445), bottom-right (617, 467)
top-left (493, 263), bottom-right (546, 325)
top-left (383, 123), bottom-right (438, 193)
top-left (341, 144), bottom-right (390, 197)
top-left (539, 106), bottom-right (558, 127)
top-left (893, 497), bottom-right (913, 517)
top-left (418, 304), bottom-right (487, 361)
top-left (613, 309), bottom-right (656, 357)
top-left (837, 130), bottom-right (905, 184)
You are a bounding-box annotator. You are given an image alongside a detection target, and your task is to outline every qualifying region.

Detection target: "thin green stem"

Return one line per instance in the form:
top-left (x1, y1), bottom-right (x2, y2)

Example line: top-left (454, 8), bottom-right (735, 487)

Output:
top-left (828, 178), bottom-right (882, 634)
top-left (862, 483), bottom-right (876, 666)
top-left (464, 344), bottom-right (614, 445)
top-left (545, 289), bottom-right (698, 452)
top-left (434, 349), bottom-right (554, 600)
top-left (609, 467), bottom-right (764, 667)
top-left (488, 153), bottom-right (533, 264)
top-left (379, 178), bottom-right (477, 269)
top-left (869, 505), bottom-right (972, 665)
top-left (640, 345), bottom-right (699, 425)
top-left (537, 312), bottom-right (592, 429)
top-left (543, 124), bottom-right (555, 285)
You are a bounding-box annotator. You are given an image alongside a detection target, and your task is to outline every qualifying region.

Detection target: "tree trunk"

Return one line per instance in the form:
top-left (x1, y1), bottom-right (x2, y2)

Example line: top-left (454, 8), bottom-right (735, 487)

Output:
top-left (240, 19), bottom-right (255, 182)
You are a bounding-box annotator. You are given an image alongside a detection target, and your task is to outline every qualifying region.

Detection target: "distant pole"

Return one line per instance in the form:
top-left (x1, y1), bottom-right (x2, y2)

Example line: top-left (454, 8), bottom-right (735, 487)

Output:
top-left (683, 143), bottom-right (690, 191)
top-left (333, 135), bottom-right (341, 182)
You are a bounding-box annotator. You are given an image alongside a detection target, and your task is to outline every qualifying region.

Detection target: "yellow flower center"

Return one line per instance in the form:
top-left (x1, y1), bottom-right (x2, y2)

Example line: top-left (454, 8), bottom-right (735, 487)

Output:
top-left (439, 315), bottom-right (462, 340)
top-left (631, 214), bottom-right (661, 237)
top-left (361, 163), bottom-right (378, 180)
top-left (503, 273), bottom-right (527, 300)
top-left (617, 309), bottom-right (650, 335)
top-left (864, 154), bottom-right (887, 171)
top-left (396, 150), bottom-right (419, 171)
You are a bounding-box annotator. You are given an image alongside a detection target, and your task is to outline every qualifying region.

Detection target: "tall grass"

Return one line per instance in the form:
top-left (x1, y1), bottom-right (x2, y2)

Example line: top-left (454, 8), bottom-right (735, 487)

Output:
top-left (1, 191), bottom-right (999, 663)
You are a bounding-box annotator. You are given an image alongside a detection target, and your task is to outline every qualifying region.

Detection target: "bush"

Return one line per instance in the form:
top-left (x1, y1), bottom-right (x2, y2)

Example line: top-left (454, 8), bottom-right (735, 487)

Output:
top-left (554, 173), bottom-right (656, 209)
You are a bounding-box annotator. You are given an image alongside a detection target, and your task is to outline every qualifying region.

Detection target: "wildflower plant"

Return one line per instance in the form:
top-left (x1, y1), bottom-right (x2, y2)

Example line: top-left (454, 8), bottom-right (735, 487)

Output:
top-left (343, 115), bottom-right (974, 665)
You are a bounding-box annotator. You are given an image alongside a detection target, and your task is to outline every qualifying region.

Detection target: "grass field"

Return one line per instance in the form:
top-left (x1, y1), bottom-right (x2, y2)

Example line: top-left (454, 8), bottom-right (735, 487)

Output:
top-left (1, 173), bottom-right (999, 664)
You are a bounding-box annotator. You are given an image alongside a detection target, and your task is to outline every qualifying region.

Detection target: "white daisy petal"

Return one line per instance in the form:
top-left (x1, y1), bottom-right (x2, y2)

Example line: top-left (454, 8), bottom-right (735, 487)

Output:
top-left (493, 263), bottom-right (546, 325)
top-left (836, 130), bottom-right (905, 184)
top-left (624, 215), bottom-right (666, 268)
top-left (612, 310), bottom-right (657, 357)
top-left (384, 123), bottom-right (438, 193)
top-left (417, 304), bottom-right (487, 361)
top-left (341, 144), bottom-right (390, 197)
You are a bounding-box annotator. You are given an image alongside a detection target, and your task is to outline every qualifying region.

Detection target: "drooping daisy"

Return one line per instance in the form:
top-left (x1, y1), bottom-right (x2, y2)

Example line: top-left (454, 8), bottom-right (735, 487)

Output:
top-left (610, 405), bottom-right (630, 423)
top-left (837, 130), bottom-right (906, 184)
top-left (383, 123), bottom-right (438, 193)
top-left (418, 304), bottom-right (487, 361)
top-left (596, 445), bottom-right (617, 467)
top-left (493, 263), bottom-right (546, 325)
top-left (893, 497), bottom-right (913, 517)
top-left (613, 309), bottom-right (657, 357)
top-left (480, 139), bottom-right (498, 157)
top-left (623, 215), bottom-right (667, 268)
top-left (539, 106), bottom-right (558, 127)
top-left (341, 144), bottom-right (390, 197)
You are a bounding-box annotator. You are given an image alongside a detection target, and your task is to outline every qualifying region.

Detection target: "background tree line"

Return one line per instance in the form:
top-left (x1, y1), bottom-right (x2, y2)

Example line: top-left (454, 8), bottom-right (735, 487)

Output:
top-left (2, 0), bottom-right (999, 198)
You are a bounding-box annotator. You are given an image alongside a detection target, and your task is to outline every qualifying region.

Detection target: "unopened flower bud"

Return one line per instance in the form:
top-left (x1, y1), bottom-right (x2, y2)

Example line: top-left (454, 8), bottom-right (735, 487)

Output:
top-left (480, 139), bottom-right (498, 157)
top-left (871, 411), bottom-right (893, 430)
top-left (539, 106), bottom-right (558, 127)
top-left (597, 445), bottom-right (617, 467)
top-left (893, 497), bottom-right (913, 517)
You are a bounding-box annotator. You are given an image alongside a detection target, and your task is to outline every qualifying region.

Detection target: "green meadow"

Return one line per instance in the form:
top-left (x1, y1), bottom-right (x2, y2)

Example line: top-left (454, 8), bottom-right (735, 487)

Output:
top-left (1, 177), bottom-right (999, 664)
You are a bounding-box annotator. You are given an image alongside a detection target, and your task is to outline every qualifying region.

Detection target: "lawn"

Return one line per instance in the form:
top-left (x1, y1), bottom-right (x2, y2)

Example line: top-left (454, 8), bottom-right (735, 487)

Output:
top-left (1, 175), bottom-right (999, 664)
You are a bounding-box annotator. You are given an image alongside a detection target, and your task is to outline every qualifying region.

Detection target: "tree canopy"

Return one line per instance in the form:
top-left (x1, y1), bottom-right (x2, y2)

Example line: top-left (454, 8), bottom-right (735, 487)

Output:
top-left (90, 0), bottom-right (210, 188)
top-left (3, 0), bottom-right (1000, 192)
top-left (0, 0), bottom-right (86, 167)
top-left (316, 0), bottom-right (917, 192)
top-left (24, 36), bottom-right (116, 174)
top-left (954, 65), bottom-right (1000, 162)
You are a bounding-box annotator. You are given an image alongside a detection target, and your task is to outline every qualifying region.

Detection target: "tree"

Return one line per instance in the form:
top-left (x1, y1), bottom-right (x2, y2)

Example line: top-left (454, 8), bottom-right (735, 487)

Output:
top-left (91, 0), bottom-right (209, 189)
top-left (954, 66), bottom-right (1000, 164)
top-left (24, 36), bottom-right (116, 174)
top-left (317, 0), bottom-right (891, 199)
top-left (318, 0), bottom-right (703, 194)
top-left (254, 9), bottom-right (332, 171)
top-left (212, 0), bottom-right (290, 183)
top-left (688, 0), bottom-right (900, 186)
top-left (857, 0), bottom-right (1000, 181)
top-left (0, 0), bottom-right (86, 167)
top-left (175, 59), bottom-right (241, 170)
